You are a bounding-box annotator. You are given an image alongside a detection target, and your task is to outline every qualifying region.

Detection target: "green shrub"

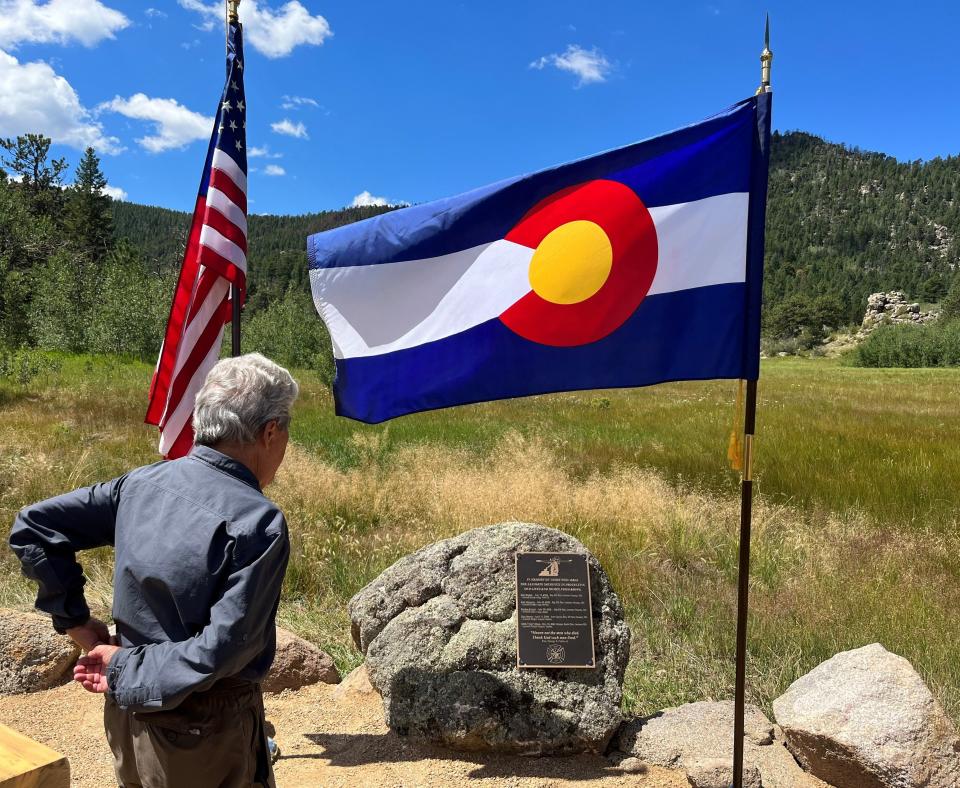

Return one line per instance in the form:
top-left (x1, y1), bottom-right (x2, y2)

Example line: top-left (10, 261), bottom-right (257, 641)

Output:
top-left (243, 287), bottom-right (334, 382)
top-left (854, 320), bottom-right (960, 367)
top-left (85, 246), bottom-right (172, 359)
top-left (0, 347), bottom-right (62, 385)
top-left (941, 277), bottom-right (960, 321)
top-left (762, 293), bottom-right (845, 351)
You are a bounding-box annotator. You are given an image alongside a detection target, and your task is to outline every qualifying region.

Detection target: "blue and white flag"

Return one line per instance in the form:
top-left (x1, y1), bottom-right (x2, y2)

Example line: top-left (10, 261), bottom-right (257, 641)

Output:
top-left (308, 94), bottom-right (771, 423)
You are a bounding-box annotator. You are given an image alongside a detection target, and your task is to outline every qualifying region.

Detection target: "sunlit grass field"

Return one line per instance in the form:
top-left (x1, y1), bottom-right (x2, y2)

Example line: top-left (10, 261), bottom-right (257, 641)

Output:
top-left (1, 353), bottom-right (959, 722)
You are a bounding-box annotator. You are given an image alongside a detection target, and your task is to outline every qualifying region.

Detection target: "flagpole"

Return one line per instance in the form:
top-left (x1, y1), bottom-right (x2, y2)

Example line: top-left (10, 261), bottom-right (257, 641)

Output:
top-left (227, 0), bottom-right (242, 357)
top-left (732, 15), bottom-right (771, 788)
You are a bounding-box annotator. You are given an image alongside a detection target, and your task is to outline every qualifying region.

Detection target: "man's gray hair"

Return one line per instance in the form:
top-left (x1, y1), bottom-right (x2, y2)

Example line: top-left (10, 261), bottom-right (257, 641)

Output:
top-left (193, 353), bottom-right (299, 446)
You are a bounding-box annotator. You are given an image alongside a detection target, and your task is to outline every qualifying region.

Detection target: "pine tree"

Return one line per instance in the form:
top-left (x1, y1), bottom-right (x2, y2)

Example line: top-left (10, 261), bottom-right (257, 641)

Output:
top-left (66, 147), bottom-right (114, 261)
top-left (0, 134), bottom-right (68, 215)
top-left (941, 277), bottom-right (960, 321)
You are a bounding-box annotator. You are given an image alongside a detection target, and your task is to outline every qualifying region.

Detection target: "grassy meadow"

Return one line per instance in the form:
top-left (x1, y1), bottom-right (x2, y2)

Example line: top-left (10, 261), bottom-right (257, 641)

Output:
top-left (1, 353), bottom-right (959, 723)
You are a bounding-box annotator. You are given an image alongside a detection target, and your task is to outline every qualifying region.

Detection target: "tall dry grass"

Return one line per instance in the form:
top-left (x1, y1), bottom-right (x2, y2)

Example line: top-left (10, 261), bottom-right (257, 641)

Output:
top-left (268, 434), bottom-right (960, 721)
top-left (2, 353), bottom-right (959, 722)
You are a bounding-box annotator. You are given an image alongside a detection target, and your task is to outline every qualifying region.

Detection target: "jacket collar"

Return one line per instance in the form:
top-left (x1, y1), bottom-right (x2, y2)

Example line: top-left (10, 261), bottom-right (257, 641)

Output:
top-left (189, 445), bottom-right (262, 492)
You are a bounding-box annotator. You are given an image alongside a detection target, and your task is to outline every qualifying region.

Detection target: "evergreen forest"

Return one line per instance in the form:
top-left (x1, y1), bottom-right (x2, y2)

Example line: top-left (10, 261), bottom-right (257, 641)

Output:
top-left (0, 130), bottom-right (958, 371)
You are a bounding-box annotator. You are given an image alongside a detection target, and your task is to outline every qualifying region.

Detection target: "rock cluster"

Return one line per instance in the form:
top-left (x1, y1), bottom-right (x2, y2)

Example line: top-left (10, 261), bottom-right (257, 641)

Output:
top-left (608, 644), bottom-right (960, 788)
top-left (0, 608), bottom-right (79, 695)
top-left (348, 522), bottom-right (631, 755)
top-left (859, 291), bottom-right (939, 335)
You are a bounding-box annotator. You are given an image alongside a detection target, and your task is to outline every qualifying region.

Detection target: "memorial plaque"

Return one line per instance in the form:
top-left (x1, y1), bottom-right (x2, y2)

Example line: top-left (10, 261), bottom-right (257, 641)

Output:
top-left (515, 551), bottom-right (596, 669)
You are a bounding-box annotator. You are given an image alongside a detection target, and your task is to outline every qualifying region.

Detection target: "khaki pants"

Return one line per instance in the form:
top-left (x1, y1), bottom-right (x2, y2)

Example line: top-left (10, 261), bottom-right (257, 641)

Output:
top-left (104, 680), bottom-right (275, 788)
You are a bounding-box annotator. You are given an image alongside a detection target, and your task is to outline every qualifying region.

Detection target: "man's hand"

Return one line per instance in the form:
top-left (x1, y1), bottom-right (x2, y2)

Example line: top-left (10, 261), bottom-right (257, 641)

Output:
top-left (65, 617), bottom-right (111, 652)
top-left (74, 644), bottom-right (122, 694)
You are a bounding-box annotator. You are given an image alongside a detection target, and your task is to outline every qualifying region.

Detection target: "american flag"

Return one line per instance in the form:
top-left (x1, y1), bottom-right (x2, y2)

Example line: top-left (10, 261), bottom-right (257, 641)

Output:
top-left (145, 22), bottom-right (248, 459)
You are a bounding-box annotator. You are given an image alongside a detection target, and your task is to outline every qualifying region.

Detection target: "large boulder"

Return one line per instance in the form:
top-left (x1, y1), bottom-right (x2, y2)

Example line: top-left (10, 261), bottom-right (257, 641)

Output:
top-left (611, 701), bottom-right (826, 787)
top-left (263, 627), bottom-right (341, 693)
top-left (348, 522), bottom-right (631, 755)
top-left (773, 643), bottom-right (960, 788)
top-left (0, 609), bottom-right (79, 694)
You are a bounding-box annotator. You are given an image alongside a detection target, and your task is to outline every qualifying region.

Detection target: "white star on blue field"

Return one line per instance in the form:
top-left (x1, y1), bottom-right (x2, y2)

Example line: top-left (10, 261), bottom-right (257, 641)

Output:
top-left (0, 0), bottom-right (956, 215)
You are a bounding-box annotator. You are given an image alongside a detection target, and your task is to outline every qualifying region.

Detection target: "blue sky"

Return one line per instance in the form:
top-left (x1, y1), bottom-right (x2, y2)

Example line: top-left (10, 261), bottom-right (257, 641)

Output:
top-left (0, 0), bottom-right (957, 215)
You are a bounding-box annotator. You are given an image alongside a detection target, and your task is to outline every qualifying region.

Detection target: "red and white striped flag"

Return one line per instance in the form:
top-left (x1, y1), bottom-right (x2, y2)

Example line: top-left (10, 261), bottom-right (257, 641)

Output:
top-left (146, 22), bottom-right (248, 459)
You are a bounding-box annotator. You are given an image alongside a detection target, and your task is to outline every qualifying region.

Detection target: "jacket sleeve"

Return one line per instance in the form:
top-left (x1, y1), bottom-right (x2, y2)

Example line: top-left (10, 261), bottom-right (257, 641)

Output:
top-left (8, 477), bottom-right (124, 633)
top-left (106, 511), bottom-right (289, 712)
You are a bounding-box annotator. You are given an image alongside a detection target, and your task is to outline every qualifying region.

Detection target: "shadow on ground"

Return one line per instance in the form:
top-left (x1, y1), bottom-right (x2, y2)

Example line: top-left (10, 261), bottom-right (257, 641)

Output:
top-left (295, 732), bottom-right (645, 781)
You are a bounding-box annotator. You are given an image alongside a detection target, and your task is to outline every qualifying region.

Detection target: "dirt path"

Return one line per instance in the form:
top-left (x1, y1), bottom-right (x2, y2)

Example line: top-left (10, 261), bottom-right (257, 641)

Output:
top-left (0, 681), bottom-right (685, 787)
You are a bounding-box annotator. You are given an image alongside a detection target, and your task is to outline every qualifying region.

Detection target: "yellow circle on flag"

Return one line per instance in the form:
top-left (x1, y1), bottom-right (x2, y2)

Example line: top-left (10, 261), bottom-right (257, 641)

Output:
top-left (528, 220), bottom-right (613, 305)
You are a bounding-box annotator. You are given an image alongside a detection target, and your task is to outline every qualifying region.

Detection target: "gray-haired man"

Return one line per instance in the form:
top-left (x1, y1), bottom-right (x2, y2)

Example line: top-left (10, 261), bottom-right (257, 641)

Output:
top-left (9, 353), bottom-right (298, 787)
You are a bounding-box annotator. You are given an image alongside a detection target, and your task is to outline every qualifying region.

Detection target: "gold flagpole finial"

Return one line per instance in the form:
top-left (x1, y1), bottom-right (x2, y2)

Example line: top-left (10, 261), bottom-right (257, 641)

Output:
top-left (227, 0), bottom-right (241, 23)
top-left (757, 13), bottom-right (772, 94)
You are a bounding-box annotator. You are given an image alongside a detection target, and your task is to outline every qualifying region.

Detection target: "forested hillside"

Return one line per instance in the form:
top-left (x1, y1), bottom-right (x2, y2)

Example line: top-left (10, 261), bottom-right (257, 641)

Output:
top-left (113, 131), bottom-right (960, 330)
top-left (1, 130), bottom-right (958, 369)
top-left (111, 202), bottom-right (392, 312)
top-left (766, 131), bottom-right (959, 324)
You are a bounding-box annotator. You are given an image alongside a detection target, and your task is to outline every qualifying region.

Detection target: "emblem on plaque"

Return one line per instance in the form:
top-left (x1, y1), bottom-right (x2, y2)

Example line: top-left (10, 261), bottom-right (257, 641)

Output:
top-left (536, 557), bottom-right (573, 577)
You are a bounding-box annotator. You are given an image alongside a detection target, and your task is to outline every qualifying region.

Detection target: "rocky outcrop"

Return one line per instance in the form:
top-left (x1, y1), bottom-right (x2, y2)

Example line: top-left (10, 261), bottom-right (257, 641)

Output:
top-left (859, 291), bottom-right (939, 335)
top-left (348, 522), bottom-right (631, 755)
top-left (773, 643), bottom-right (960, 788)
top-left (0, 609), bottom-right (79, 695)
top-left (611, 701), bottom-right (826, 787)
top-left (263, 627), bottom-right (340, 693)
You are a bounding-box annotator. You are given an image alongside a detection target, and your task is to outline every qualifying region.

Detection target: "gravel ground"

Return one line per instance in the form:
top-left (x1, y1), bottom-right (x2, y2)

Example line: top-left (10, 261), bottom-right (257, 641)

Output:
top-left (0, 680), bottom-right (686, 787)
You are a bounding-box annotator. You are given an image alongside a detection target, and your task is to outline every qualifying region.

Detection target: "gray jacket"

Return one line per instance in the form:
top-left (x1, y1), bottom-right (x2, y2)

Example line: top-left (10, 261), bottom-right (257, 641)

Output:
top-left (8, 445), bottom-right (290, 712)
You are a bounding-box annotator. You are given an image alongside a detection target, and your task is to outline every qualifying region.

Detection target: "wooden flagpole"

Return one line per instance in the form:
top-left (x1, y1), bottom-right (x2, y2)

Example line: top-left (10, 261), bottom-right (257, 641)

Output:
top-left (227, 0), bottom-right (242, 357)
top-left (732, 15), bottom-right (771, 788)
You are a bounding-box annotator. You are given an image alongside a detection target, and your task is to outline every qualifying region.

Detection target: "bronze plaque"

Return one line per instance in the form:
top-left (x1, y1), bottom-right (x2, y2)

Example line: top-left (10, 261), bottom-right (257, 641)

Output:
top-left (515, 551), bottom-right (596, 669)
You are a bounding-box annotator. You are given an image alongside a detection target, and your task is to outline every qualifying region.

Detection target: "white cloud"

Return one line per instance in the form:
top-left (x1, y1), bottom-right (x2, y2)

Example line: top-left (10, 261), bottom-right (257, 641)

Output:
top-left (280, 94), bottom-right (318, 110)
top-left (350, 190), bottom-right (407, 208)
top-left (178, 0), bottom-right (332, 58)
top-left (99, 93), bottom-right (212, 153)
top-left (0, 50), bottom-right (121, 152)
top-left (0, 0), bottom-right (129, 49)
top-left (248, 145), bottom-right (282, 159)
top-left (263, 164), bottom-right (285, 176)
top-left (530, 44), bottom-right (612, 87)
top-left (352, 190), bottom-right (387, 207)
top-left (101, 184), bottom-right (126, 200)
top-left (271, 118), bottom-right (307, 139)
top-left (144, 7), bottom-right (166, 18)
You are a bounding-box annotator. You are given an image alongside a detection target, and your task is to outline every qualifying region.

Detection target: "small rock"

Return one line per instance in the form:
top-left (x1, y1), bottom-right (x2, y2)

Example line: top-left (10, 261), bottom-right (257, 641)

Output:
top-left (262, 627), bottom-right (340, 693)
top-left (618, 756), bottom-right (648, 775)
top-left (331, 663), bottom-right (378, 702)
top-left (0, 608), bottom-right (79, 695)
top-left (616, 701), bottom-right (826, 787)
top-left (686, 759), bottom-right (761, 788)
top-left (773, 643), bottom-right (960, 788)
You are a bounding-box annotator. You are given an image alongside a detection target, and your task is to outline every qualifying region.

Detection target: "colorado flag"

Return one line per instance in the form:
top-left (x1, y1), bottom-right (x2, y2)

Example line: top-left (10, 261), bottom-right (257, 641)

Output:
top-left (308, 94), bottom-right (771, 423)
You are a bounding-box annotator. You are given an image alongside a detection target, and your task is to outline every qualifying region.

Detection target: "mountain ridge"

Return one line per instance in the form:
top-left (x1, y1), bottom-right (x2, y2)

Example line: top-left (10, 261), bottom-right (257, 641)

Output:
top-left (111, 131), bottom-right (960, 323)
